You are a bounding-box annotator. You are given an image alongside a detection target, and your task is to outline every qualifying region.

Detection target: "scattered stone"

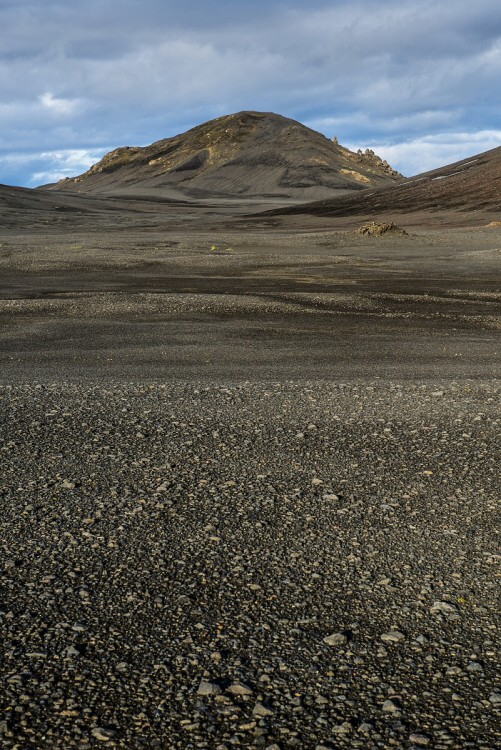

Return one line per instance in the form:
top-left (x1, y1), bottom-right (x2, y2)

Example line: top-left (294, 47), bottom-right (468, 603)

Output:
top-left (381, 630), bottom-right (405, 643)
top-left (227, 681), bottom-right (254, 696)
top-left (239, 720), bottom-right (256, 730)
top-left (252, 701), bottom-right (274, 717)
top-left (61, 479), bottom-right (75, 489)
top-left (358, 722), bottom-right (374, 734)
top-left (489, 691), bottom-right (501, 705)
top-left (382, 699), bottom-right (401, 713)
top-left (197, 680), bottom-right (222, 696)
top-left (91, 727), bottom-right (117, 742)
top-left (430, 600), bottom-right (458, 615)
top-left (333, 721), bottom-right (353, 734)
top-left (323, 631), bottom-right (348, 646)
top-left (409, 732), bottom-right (431, 746)
top-left (466, 661), bottom-right (484, 672)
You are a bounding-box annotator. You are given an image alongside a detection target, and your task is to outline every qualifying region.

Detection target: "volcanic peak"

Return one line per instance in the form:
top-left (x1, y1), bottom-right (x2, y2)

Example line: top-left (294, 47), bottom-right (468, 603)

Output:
top-left (49, 111), bottom-right (402, 200)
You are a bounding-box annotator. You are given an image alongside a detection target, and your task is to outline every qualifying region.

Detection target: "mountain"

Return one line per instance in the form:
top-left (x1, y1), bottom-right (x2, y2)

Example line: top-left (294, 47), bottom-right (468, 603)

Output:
top-left (267, 145), bottom-right (501, 219)
top-left (45, 111), bottom-right (402, 200)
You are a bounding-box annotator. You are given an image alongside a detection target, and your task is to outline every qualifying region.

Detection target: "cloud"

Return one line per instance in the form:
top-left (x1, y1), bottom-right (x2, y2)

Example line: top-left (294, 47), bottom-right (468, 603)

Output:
top-left (346, 131), bottom-right (501, 176)
top-left (39, 93), bottom-right (81, 116)
top-left (0, 148), bottom-right (108, 187)
top-left (0, 0), bottom-right (500, 184)
top-left (305, 109), bottom-right (464, 141)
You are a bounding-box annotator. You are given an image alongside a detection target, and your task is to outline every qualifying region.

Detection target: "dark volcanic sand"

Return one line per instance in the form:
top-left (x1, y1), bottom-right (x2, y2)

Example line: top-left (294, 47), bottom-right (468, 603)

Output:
top-left (1, 216), bottom-right (500, 381)
top-left (0, 200), bottom-right (500, 749)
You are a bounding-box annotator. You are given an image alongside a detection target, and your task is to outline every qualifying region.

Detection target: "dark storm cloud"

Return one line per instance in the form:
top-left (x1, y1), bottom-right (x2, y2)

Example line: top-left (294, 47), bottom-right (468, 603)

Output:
top-left (0, 0), bottom-right (500, 183)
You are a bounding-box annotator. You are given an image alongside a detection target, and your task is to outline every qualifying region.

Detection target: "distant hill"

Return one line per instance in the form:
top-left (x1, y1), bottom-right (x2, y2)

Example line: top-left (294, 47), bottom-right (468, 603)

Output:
top-left (0, 182), bottom-right (140, 228)
top-left (0, 183), bottom-right (91, 214)
top-left (267, 145), bottom-right (501, 218)
top-left (45, 111), bottom-right (402, 200)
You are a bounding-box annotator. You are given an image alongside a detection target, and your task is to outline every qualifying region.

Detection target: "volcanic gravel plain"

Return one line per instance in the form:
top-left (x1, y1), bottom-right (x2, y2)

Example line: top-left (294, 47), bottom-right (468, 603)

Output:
top-left (0, 195), bottom-right (500, 750)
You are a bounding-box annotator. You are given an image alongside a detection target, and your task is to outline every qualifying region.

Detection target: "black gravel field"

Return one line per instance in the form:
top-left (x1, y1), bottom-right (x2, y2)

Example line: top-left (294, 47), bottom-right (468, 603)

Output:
top-left (1, 381), bottom-right (500, 750)
top-left (0, 212), bottom-right (500, 749)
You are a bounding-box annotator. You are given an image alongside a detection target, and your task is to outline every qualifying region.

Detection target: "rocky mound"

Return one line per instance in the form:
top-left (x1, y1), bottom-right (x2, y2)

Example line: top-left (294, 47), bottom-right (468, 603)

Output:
top-left (44, 111), bottom-right (402, 200)
top-left (266, 145), bottom-right (501, 219)
top-left (357, 221), bottom-right (408, 236)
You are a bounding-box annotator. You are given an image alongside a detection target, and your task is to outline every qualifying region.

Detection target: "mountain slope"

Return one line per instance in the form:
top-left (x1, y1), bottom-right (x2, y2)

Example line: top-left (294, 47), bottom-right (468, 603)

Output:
top-left (267, 145), bottom-right (501, 218)
top-left (46, 111), bottom-right (402, 200)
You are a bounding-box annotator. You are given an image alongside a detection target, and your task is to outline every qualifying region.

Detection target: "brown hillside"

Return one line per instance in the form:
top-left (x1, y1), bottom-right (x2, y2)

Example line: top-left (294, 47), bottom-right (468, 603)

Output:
top-left (267, 145), bottom-right (501, 218)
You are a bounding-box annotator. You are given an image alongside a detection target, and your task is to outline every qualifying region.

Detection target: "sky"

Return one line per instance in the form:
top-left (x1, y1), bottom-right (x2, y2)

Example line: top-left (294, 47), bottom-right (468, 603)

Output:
top-left (0, 0), bottom-right (500, 186)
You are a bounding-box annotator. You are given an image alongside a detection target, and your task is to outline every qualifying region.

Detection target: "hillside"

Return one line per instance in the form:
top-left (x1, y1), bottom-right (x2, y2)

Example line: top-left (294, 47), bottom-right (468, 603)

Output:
top-left (266, 145), bottom-right (501, 218)
top-left (45, 111), bottom-right (402, 200)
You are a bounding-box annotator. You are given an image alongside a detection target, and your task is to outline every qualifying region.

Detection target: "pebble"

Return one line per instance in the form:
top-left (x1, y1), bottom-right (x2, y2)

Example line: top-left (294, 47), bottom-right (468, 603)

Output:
top-left (466, 661), bottom-right (483, 672)
top-left (252, 702), bottom-right (274, 717)
top-left (71, 622), bottom-right (88, 632)
top-left (430, 600), bottom-right (458, 615)
top-left (489, 691), bottom-right (501, 705)
top-left (381, 630), bottom-right (405, 643)
top-left (358, 722), bottom-right (374, 734)
top-left (323, 632), bottom-right (348, 646)
top-left (382, 699), bottom-right (401, 713)
top-left (333, 721), bottom-right (353, 734)
top-left (91, 727), bottom-right (117, 742)
top-left (409, 733), bottom-right (431, 746)
top-left (227, 681), bottom-right (254, 696)
top-left (197, 680), bottom-right (222, 696)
